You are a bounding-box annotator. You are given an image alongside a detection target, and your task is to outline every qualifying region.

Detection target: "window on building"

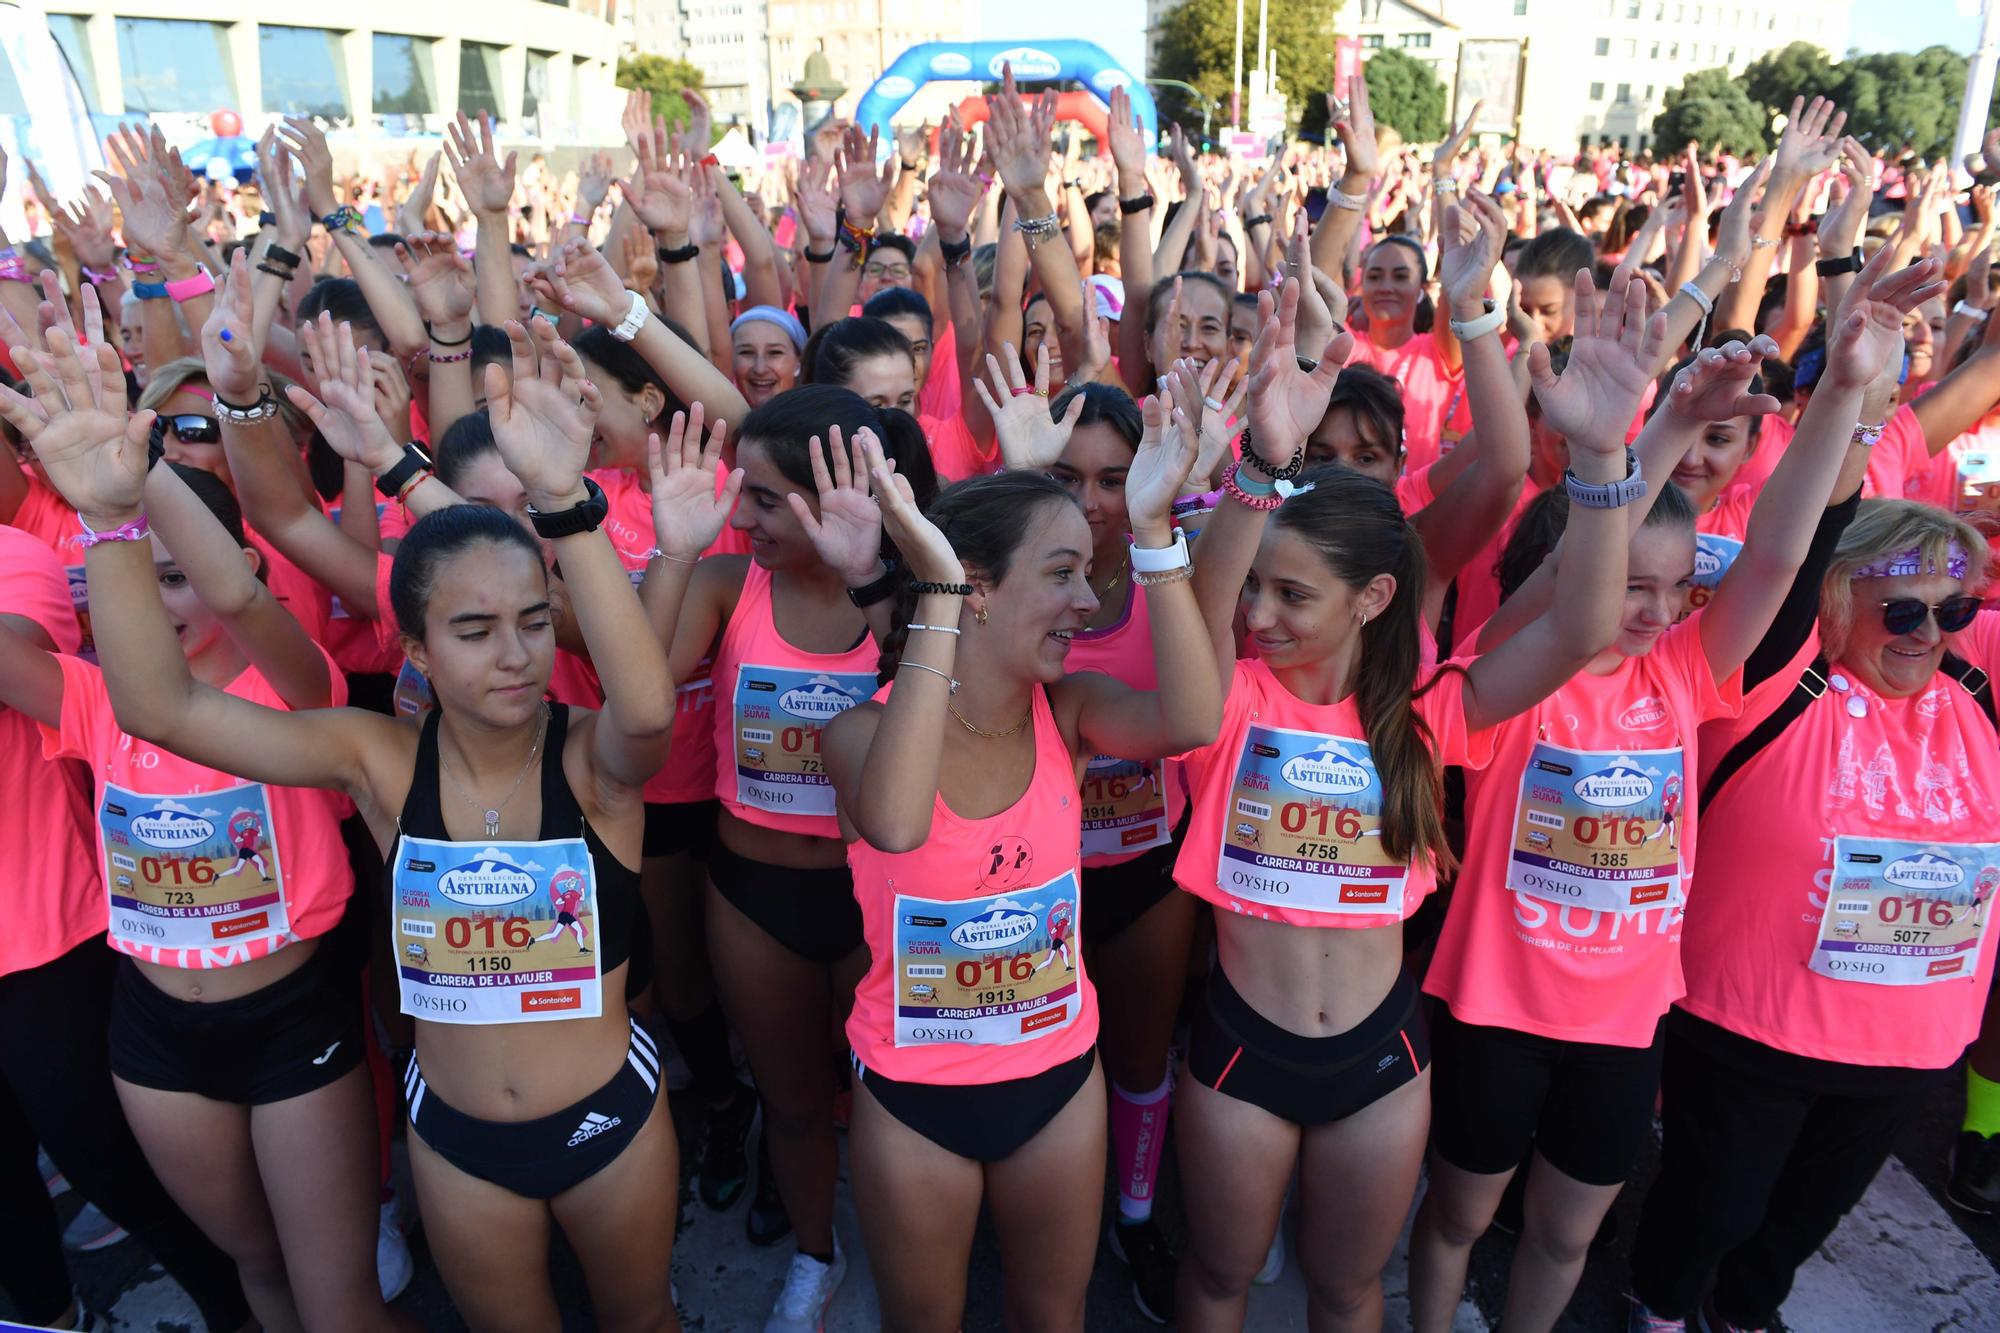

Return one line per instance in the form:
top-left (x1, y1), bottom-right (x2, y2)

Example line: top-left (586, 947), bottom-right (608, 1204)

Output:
top-left (1669, 42), bottom-right (1680, 58)
top-left (115, 17), bottom-right (236, 112)
top-left (45, 14), bottom-right (99, 111)
top-left (1650, 41), bottom-right (1660, 58)
top-left (1625, 0), bottom-right (1640, 15)
top-left (372, 33), bottom-right (435, 115)
top-left (260, 26), bottom-right (348, 118)
top-left (1590, 81), bottom-right (1606, 100)
top-left (1595, 37), bottom-right (1611, 55)
top-left (1362, 34), bottom-right (1384, 48)
top-left (1400, 32), bottom-right (1431, 49)
top-left (1513, 0), bottom-right (1528, 12)
top-left (458, 41), bottom-right (503, 119)
top-left (1654, 2), bottom-right (1665, 16)
top-left (1621, 37), bottom-right (1637, 56)
top-left (1617, 82), bottom-right (1632, 101)
top-left (1644, 84), bottom-right (1654, 99)
top-left (523, 49), bottom-right (551, 131)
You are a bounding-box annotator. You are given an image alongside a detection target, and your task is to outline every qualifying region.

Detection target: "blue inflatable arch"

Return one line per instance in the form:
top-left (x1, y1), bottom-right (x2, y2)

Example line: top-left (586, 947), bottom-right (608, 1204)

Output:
top-left (851, 41), bottom-right (1158, 149)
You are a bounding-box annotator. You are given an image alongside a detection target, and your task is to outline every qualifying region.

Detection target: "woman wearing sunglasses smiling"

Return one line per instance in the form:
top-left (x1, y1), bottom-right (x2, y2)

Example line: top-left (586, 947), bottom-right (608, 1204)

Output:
top-left (1626, 491), bottom-right (2000, 1333)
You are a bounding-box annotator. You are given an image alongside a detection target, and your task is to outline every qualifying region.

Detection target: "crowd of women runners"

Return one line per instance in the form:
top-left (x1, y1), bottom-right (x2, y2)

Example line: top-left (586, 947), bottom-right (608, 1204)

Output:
top-left (7, 68), bottom-right (2000, 1333)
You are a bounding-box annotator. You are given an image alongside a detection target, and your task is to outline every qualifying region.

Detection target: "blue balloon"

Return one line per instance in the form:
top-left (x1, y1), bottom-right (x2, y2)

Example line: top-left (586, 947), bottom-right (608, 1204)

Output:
top-left (851, 41), bottom-right (1157, 150)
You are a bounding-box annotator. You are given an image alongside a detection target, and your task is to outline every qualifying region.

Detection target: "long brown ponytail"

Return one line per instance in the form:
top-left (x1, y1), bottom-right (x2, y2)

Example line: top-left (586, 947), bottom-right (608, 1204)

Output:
top-left (1270, 467), bottom-right (1455, 873)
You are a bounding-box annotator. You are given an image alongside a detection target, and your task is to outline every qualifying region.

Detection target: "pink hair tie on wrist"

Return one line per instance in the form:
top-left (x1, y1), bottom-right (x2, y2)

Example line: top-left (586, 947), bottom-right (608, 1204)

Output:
top-left (570, 212), bottom-right (590, 225)
top-left (76, 512), bottom-right (150, 548)
top-left (166, 270), bottom-right (215, 302)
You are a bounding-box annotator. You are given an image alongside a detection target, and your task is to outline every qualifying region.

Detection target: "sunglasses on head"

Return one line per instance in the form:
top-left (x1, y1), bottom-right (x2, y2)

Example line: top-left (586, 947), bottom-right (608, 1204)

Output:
top-left (1880, 595), bottom-right (1984, 636)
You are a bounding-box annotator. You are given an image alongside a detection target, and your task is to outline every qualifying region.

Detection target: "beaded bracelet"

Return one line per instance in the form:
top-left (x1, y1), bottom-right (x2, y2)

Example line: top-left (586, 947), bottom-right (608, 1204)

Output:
top-left (907, 623), bottom-right (962, 637)
top-left (1133, 566), bottom-right (1194, 587)
top-left (427, 346), bottom-right (473, 364)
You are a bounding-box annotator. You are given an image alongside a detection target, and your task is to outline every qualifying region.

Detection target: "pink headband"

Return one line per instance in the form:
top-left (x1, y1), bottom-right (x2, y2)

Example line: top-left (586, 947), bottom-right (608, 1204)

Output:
top-left (1850, 542), bottom-right (1969, 581)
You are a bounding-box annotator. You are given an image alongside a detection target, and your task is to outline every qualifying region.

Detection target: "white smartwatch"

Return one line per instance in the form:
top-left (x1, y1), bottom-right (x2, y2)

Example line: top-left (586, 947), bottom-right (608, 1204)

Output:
top-left (1129, 529), bottom-right (1192, 574)
top-left (609, 289), bottom-right (650, 343)
top-left (1449, 302), bottom-right (1507, 342)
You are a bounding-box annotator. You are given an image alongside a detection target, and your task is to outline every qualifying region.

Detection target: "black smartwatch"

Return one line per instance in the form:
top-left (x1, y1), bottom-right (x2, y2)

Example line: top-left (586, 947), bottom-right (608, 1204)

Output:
top-left (374, 442), bottom-right (434, 499)
top-left (657, 242), bottom-right (700, 265)
top-left (526, 476), bottom-right (609, 540)
top-left (938, 234), bottom-right (973, 267)
top-left (846, 561), bottom-right (902, 608)
top-left (1815, 247), bottom-right (1864, 277)
top-left (1119, 193), bottom-right (1155, 216)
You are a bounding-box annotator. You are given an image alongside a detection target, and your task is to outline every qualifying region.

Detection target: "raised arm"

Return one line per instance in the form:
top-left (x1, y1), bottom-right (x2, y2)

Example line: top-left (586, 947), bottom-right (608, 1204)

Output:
top-left (711, 165), bottom-right (784, 310)
top-left (1058, 378), bottom-right (1223, 756)
top-left (818, 124), bottom-right (894, 320)
top-left (822, 446), bottom-right (968, 852)
top-left (987, 68), bottom-right (1088, 382)
top-left (1460, 273), bottom-right (1658, 730)
top-left (1109, 86), bottom-right (1159, 397)
top-left (396, 232), bottom-right (478, 441)
top-left (787, 425), bottom-right (902, 645)
top-left (636, 403), bottom-right (741, 657)
top-left (485, 319), bottom-right (672, 788)
top-left (0, 306), bottom-right (385, 792)
top-left (1716, 97), bottom-right (1845, 334)
top-left (1703, 250), bottom-right (1945, 679)
top-left (446, 112), bottom-right (524, 327)
top-left (282, 118), bottom-right (426, 358)
top-left (536, 236), bottom-right (750, 427)
top-left (1309, 73), bottom-right (1378, 284)
top-left (927, 115), bottom-right (997, 444)
top-left (1411, 192), bottom-right (1529, 585)
top-left (1912, 287), bottom-right (2000, 454)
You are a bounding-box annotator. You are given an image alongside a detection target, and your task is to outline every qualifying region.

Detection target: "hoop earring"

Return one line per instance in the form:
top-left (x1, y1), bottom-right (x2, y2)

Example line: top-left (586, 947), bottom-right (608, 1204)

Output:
top-left (975, 606), bottom-right (989, 625)
top-left (1357, 610), bottom-right (1370, 628)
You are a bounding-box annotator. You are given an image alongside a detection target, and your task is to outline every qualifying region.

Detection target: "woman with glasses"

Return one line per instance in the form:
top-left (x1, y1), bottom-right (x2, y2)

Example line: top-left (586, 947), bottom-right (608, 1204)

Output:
top-left (1625, 489), bottom-right (2000, 1333)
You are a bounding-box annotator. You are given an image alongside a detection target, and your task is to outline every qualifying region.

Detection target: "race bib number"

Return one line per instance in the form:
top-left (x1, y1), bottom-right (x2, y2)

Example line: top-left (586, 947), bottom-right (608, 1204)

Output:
top-left (1506, 743), bottom-right (1684, 913)
top-left (731, 665), bottom-right (872, 817)
top-left (392, 835), bottom-right (603, 1024)
top-left (64, 563), bottom-right (95, 658)
top-left (893, 872), bottom-right (1083, 1047)
top-left (99, 781), bottom-right (290, 954)
top-left (393, 658), bottom-right (434, 717)
top-left (1811, 837), bottom-right (2000, 986)
top-left (1957, 451), bottom-right (2000, 513)
top-left (1686, 533), bottom-right (1743, 610)
top-left (1080, 754), bottom-right (1170, 859)
top-left (1217, 724), bottom-right (1407, 916)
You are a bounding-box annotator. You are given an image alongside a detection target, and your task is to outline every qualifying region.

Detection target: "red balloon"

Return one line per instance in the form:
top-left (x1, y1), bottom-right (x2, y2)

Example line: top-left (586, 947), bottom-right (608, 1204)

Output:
top-left (211, 109), bottom-right (241, 138)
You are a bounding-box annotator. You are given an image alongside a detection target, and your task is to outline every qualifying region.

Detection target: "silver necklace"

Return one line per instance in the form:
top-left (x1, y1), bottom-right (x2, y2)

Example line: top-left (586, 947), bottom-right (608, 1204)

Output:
top-left (438, 705), bottom-right (547, 838)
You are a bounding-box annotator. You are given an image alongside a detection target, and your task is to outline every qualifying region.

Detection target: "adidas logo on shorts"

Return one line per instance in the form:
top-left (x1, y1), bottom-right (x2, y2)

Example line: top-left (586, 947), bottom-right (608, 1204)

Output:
top-left (568, 1110), bottom-right (624, 1147)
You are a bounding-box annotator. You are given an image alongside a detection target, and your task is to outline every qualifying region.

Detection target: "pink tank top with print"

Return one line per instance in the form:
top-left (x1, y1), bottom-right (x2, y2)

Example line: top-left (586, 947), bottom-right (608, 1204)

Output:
top-left (712, 562), bottom-right (881, 837)
top-left (1063, 582), bottom-right (1187, 866)
top-left (847, 683), bottom-right (1098, 1084)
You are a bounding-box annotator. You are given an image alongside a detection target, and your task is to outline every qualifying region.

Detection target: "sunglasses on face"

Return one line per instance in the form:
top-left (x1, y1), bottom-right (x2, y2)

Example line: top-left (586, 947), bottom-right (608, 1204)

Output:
top-left (149, 414), bottom-right (221, 446)
top-left (1879, 595), bottom-right (1984, 636)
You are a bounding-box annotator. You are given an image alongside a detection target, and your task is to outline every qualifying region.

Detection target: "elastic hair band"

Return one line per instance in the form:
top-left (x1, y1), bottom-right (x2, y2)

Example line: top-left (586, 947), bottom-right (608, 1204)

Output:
top-left (730, 304), bottom-right (808, 352)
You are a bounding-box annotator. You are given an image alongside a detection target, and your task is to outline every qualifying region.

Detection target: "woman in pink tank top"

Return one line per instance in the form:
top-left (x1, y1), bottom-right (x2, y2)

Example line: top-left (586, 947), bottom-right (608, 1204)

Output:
top-left (1169, 279), bottom-right (1643, 1332)
top-left (824, 377), bottom-right (1223, 1331)
top-left (659, 382), bottom-right (937, 1319)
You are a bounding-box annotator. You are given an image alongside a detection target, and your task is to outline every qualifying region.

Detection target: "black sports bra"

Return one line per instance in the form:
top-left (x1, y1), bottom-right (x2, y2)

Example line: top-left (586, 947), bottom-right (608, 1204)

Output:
top-left (389, 703), bottom-right (640, 974)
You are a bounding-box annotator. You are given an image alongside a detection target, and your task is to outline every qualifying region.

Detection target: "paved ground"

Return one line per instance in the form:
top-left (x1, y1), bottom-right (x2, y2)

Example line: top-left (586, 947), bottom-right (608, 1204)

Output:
top-left (12, 1037), bottom-right (2000, 1332)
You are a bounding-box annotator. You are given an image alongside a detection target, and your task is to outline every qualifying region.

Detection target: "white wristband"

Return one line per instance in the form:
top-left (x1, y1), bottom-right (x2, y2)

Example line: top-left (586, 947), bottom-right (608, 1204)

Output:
top-left (609, 289), bottom-right (650, 342)
top-left (1955, 300), bottom-right (1990, 322)
top-left (1128, 528), bottom-right (1191, 574)
top-left (1678, 280), bottom-right (1714, 314)
top-left (1449, 305), bottom-right (1506, 342)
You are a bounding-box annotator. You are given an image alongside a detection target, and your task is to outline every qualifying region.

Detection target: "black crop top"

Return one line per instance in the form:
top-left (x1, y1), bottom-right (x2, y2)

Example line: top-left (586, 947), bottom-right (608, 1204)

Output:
top-left (389, 703), bottom-right (641, 974)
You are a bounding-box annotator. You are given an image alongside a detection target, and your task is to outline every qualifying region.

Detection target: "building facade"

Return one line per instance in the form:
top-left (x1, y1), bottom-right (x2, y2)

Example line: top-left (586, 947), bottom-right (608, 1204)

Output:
top-left (44, 0), bottom-right (626, 144)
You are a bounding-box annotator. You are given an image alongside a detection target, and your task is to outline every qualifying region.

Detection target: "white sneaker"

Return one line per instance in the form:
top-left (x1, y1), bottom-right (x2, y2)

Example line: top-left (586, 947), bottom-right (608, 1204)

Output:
top-left (377, 1198), bottom-right (415, 1302)
top-left (1253, 1222), bottom-right (1284, 1286)
top-left (763, 1237), bottom-right (847, 1333)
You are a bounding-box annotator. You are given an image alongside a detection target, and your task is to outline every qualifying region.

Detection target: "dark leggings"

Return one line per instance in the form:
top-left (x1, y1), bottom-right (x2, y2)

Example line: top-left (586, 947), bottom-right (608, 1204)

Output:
top-left (0, 938), bottom-right (250, 1330)
top-left (1629, 1012), bottom-right (1937, 1326)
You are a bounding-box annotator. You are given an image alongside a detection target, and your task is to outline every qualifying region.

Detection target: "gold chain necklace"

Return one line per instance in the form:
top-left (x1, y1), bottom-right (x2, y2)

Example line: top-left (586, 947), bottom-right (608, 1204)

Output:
top-left (1091, 550), bottom-right (1129, 604)
top-left (438, 705), bottom-right (548, 838)
top-left (948, 701), bottom-right (1031, 739)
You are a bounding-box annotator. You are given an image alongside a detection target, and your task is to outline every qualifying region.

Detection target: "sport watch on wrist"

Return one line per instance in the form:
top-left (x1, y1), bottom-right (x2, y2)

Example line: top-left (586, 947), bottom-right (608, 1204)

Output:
top-left (374, 443), bottom-right (435, 499)
top-left (1563, 449), bottom-right (1648, 509)
top-left (526, 476), bottom-right (609, 540)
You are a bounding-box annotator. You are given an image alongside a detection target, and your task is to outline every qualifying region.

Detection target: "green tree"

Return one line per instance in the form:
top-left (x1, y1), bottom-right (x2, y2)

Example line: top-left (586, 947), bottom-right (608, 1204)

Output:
top-left (1154, 0), bottom-right (1343, 129)
top-left (615, 54), bottom-right (705, 128)
top-left (1837, 47), bottom-right (1970, 157)
top-left (1652, 66), bottom-right (1769, 155)
top-left (1738, 41), bottom-right (1838, 119)
top-left (1358, 48), bottom-right (1447, 142)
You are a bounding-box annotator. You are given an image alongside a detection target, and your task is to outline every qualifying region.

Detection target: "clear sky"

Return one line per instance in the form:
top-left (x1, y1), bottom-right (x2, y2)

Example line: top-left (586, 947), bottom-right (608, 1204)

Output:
top-left (1850, 0), bottom-right (1986, 55)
